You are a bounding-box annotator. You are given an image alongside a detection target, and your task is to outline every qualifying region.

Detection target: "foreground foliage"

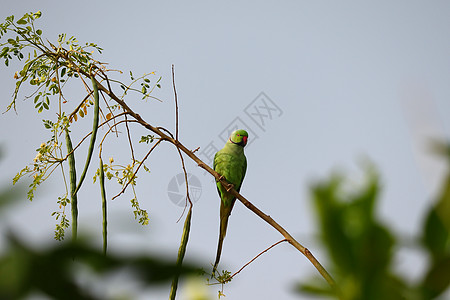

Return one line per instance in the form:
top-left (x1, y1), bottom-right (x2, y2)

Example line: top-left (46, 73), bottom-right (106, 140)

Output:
top-left (298, 150), bottom-right (450, 299)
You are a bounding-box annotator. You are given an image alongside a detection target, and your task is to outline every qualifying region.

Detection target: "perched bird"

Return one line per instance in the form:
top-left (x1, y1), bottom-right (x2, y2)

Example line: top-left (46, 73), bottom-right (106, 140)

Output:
top-left (212, 129), bottom-right (248, 275)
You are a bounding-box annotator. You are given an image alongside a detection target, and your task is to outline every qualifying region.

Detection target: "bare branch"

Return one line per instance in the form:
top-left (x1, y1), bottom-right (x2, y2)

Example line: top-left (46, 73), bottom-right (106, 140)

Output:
top-left (172, 64), bottom-right (192, 208)
top-left (111, 138), bottom-right (162, 200)
top-left (227, 239), bottom-right (288, 281)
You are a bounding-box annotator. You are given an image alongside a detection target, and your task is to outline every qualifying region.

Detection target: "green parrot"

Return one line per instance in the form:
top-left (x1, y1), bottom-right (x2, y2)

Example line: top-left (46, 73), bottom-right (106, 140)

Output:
top-left (212, 129), bottom-right (248, 275)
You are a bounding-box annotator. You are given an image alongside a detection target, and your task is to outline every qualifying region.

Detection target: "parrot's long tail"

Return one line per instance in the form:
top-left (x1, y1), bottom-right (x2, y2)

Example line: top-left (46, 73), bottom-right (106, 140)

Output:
top-left (211, 200), bottom-right (234, 277)
top-left (212, 214), bottom-right (228, 277)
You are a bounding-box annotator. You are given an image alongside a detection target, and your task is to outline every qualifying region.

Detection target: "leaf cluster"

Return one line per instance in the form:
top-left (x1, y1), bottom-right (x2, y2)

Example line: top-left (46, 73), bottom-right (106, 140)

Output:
top-left (131, 198), bottom-right (150, 226)
top-left (51, 196), bottom-right (71, 241)
top-left (93, 160), bottom-right (150, 226)
top-left (0, 12), bottom-right (103, 112)
top-left (13, 117), bottom-right (68, 201)
top-left (123, 70), bottom-right (162, 100)
top-left (2, 12), bottom-right (162, 237)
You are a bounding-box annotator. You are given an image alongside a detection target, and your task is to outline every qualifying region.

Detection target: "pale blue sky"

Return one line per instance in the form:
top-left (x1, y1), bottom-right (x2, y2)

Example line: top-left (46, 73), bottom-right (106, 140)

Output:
top-left (1, 1), bottom-right (450, 299)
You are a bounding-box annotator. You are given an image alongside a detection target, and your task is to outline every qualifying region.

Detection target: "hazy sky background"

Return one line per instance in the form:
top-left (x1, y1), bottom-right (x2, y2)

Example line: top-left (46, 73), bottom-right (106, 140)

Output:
top-left (1, 1), bottom-right (450, 299)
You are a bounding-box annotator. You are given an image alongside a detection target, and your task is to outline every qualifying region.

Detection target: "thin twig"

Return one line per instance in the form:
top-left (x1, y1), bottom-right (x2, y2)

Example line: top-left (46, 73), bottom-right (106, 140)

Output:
top-left (125, 113), bottom-right (135, 162)
top-left (98, 118), bottom-right (137, 150)
top-left (191, 147), bottom-right (200, 153)
top-left (99, 70), bottom-right (119, 137)
top-left (111, 139), bottom-right (162, 200)
top-left (57, 112), bottom-right (130, 163)
top-left (173, 65), bottom-right (179, 141)
top-left (98, 90), bottom-right (117, 137)
top-left (68, 91), bottom-right (93, 122)
top-left (172, 65), bottom-right (192, 208)
top-left (169, 65), bottom-right (192, 300)
top-left (228, 239), bottom-right (288, 281)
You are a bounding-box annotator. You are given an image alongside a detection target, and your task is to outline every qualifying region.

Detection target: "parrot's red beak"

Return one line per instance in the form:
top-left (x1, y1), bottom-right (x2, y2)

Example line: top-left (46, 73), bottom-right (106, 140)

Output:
top-left (243, 136), bottom-right (248, 145)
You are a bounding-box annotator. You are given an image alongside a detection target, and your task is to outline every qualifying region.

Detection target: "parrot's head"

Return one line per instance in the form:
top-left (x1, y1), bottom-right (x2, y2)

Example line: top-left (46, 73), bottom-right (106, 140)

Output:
top-left (229, 129), bottom-right (248, 147)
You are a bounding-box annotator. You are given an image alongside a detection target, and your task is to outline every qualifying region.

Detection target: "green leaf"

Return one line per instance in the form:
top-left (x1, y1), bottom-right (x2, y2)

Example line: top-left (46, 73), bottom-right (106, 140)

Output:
top-left (16, 19), bottom-right (27, 25)
top-left (36, 29), bottom-right (42, 36)
top-left (139, 135), bottom-right (154, 144)
top-left (421, 256), bottom-right (450, 298)
top-left (423, 208), bottom-right (448, 259)
top-left (0, 47), bottom-right (9, 57)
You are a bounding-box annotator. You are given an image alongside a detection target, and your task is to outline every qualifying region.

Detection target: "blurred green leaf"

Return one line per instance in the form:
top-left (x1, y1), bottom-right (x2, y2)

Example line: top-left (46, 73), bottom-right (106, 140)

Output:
top-left (422, 207), bottom-right (449, 261)
top-left (0, 234), bottom-right (200, 300)
top-left (299, 166), bottom-right (409, 300)
top-left (421, 255), bottom-right (450, 299)
top-left (419, 142), bottom-right (450, 298)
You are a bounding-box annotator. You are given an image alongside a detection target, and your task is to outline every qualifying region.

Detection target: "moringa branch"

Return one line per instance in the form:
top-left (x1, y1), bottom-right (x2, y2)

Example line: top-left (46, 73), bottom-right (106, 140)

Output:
top-left (83, 72), bottom-right (338, 292)
top-left (3, 26), bottom-right (337, 290)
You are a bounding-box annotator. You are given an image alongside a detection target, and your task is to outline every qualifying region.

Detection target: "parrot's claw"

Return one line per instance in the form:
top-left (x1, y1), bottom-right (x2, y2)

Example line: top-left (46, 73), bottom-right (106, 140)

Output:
top-left (226, 183), bottom-right (234, 192)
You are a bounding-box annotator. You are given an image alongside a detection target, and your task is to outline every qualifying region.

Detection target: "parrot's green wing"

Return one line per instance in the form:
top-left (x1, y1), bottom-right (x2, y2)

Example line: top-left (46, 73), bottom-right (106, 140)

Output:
top-left (213, 151), bottom-right (247, 202)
